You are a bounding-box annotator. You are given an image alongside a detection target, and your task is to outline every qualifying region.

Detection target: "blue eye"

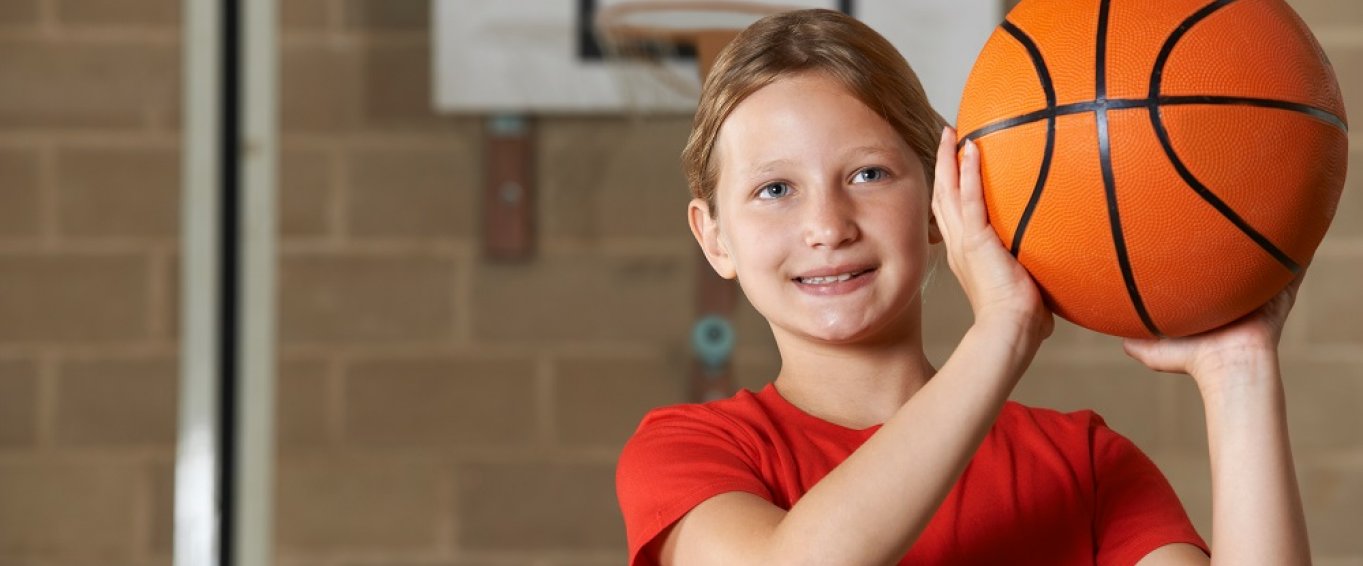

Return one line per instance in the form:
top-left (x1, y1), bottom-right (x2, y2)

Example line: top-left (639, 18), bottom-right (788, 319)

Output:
top-left (853, 167), bottom-right (888, 183)
top-left (758, 182), bottom-right (792, 199)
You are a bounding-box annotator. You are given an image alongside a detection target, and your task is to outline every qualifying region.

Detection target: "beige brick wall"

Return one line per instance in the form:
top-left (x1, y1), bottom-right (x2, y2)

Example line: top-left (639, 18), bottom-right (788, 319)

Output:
top-left (0, 1), bottom-right (1357, 565)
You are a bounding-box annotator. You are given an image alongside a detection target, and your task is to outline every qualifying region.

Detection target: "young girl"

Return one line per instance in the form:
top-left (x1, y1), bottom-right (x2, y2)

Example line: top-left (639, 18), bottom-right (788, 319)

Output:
top-left (616, 9), bottom-right (1310, 565)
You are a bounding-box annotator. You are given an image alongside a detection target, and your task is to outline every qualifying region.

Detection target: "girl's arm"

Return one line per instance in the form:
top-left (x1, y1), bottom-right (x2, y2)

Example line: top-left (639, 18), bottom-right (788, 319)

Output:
top-left (1126, 276), bottom-right (1311, 566)
top-left (658, 129), bottom-right (1054, 566)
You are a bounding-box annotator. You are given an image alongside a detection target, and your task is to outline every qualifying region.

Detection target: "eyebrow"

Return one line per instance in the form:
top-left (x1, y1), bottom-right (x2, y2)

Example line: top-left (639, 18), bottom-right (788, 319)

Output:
top-left (745, 158), bottom-right (797, 180)
top-left (842, 145), bottom-right (900, 159)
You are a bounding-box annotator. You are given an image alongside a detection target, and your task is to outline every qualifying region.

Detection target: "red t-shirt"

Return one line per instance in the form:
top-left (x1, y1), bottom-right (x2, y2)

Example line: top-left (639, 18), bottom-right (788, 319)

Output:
top-left (616, 383), bottom-right (1208, 565)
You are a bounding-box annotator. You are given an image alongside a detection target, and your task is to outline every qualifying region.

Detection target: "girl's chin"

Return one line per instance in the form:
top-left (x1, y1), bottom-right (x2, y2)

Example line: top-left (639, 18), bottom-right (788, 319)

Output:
top-left (793, 309), bottom-right (918, 346)
top-left (797, 320), bottom-right (886, 345)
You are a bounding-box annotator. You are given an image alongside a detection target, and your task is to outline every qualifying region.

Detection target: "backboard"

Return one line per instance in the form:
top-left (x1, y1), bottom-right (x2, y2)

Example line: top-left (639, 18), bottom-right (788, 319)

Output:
top-left (433, 0), bottom-right (1002, 117)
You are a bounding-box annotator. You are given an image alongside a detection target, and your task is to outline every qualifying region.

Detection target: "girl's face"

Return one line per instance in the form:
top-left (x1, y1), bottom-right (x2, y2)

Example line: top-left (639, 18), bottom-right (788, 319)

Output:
top-left (690, 72), bottom-right (940, 346)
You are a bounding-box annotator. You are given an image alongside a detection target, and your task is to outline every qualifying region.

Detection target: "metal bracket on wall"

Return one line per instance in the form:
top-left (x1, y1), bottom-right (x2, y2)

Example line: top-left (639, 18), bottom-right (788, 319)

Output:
top-left (483, 114), bottom-right (536, 260)
top-left (692, 270), bottom-right (738, 401)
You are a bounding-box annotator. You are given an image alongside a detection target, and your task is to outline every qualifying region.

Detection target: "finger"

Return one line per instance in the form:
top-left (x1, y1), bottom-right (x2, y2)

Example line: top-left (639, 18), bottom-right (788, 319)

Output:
top-left (934, 126), bottom-right (959, 198)
top-left (932, 127), bottom-right (960, 248)
top-left (958, 139), bottom-right (987, 227)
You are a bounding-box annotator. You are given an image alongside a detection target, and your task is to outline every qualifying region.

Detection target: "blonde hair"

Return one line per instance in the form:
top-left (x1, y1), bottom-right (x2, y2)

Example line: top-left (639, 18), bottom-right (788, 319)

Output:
top-left (681, 8), bottom-right (947, 216)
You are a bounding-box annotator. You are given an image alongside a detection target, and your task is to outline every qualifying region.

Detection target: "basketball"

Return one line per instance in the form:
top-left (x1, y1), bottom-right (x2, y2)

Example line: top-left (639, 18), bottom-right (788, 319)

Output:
top-left (956, 0), bottom-right (1349, 338)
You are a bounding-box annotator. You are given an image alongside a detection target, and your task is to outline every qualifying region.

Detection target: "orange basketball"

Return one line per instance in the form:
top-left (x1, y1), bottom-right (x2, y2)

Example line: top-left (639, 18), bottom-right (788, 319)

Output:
top-left (956, 0), bottom-right (1349, 338)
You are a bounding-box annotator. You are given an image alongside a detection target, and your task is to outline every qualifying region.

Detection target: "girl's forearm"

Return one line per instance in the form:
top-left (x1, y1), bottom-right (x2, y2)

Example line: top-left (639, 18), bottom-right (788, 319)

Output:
top-left (764, 319), bottom-right (1043, 565)
top-left (1200, 354), bottom-right (1311, 566)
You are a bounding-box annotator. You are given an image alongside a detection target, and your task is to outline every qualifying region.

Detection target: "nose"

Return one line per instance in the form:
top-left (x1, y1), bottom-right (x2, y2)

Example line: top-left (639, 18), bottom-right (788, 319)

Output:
top-left (802, 186), bottom-right (859, 249)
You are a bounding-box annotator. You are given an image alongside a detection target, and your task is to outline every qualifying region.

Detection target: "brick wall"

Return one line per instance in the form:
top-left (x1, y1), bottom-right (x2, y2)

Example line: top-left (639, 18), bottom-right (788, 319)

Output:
top-left (0, 0), bottom-right (1358, 564)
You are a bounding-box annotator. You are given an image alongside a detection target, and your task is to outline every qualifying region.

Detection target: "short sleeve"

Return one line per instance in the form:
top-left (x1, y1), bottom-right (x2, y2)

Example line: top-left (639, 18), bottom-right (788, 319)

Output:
top-left (615, 407), bottom-right (774, 566)
top-left (1089, 413), bottom-right (1210, 565)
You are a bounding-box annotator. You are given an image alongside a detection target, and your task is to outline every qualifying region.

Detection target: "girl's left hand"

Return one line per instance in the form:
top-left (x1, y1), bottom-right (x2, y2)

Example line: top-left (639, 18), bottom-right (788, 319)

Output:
top-left (933, 127), bottom-right (1053, 339)
top-left (1121, 271), bottom-right (1305, 390)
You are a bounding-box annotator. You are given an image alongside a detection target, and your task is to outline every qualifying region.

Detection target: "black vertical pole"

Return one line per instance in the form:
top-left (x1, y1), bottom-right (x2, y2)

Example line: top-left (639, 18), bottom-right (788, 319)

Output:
top-left (218, 0), bottom-right (241, 564)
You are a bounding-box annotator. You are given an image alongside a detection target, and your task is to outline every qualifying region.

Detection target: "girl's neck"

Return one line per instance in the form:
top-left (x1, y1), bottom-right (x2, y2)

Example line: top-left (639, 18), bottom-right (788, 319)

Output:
top-left (770, 327), bottom-right (936, 430)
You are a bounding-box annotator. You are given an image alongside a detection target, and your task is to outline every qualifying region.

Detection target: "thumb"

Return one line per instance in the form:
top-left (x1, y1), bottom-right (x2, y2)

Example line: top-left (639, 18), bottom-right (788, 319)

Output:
top-left (1122, 337), bottom-right (1189, 374)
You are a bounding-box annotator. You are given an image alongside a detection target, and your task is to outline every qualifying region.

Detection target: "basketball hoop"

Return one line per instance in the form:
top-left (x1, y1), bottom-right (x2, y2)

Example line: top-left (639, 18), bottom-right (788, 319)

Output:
top-left (593, 1), bottom-right (807, 111)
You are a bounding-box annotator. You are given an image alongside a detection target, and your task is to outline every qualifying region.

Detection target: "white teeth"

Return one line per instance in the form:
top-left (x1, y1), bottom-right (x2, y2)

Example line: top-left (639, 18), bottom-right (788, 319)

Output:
top-left (800, 272), bottom-right (858, 285)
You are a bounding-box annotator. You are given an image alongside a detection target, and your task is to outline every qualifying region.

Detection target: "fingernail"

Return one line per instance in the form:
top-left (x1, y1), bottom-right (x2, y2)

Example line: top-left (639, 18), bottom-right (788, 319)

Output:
top-left (964, 139), bottom-right (977, 157)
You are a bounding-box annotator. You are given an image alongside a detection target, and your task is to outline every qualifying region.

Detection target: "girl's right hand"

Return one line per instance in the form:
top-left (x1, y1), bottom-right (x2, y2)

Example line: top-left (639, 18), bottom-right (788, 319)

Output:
top-left (931, 127), bottom-right (1054, 341)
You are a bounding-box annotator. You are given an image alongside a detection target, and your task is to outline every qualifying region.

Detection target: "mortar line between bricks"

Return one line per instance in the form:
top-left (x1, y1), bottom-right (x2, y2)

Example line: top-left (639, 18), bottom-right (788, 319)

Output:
top-left (436, 457), bottom-right (458, 556)
top-left (1155, 375), bottom-right (1179, 453)
top-left (134, 458), bottom-right (154, 560)
top-left (451, 549), bottom-right (624, 564)
top-left (538, 240), bottom-right (699, 256)
top-left (279, 133), bottom-right (479, 151)
top-left (275, 549), bottom-right (451, 564)
top-left (278, 240), bottom-right (474, 255)
top-left (0, 240), bottom-right (180, 254)
top-left (454, 256), bottom-right (473, 344)
top-left (325, 0), bottom-right (343, 36)
top-left (1292, 346), bottom-right (1363, 363)
top-left (58, 238), bottom-right (183, 251)
top-left (280, 31), bottom-right (429, 48)
top-left (143, 101), bottom-right (171, 133)
top-left (1152, 449), bottom-right (1363, 468)
top-left (0, 343), bottom-right (178, 358)
top-left (0, 27), bottom-right (179, 43)
top-left (37, 140), bottom-right (58, 249)
top-left (36, 0), bottom-right (55, 34)
top-left (1317, 27), bottom-right (1363, 46)
top-left (997, 346), bottom-right (1147, 364)
top-left (1314, 241), bottom-right (1363, 256)
top-left (0, 132), bottom-right (180, 148)
top-left (536, 355), bottom-right (556, 448)
top-left (34, 349), bottom-right (58, 451)
top-left (1284, 280), bottom-right (1311, 353)
top-left (318, 445), bottom-right (624, 464)
top-left (0, 446), bottom-right (175, 464)
top-left (1315, 451), bottom-right (1363, 467)
top-left (146, 249), bottom-right (167, 341)
top-left (332, 147), bottom-right (352, 244)
top-left (326, 356), bottom-right (346, 449)
top-left (326, 146), bottom-right (346, 243)
top-left (278, 343), bottom-right (671, 359)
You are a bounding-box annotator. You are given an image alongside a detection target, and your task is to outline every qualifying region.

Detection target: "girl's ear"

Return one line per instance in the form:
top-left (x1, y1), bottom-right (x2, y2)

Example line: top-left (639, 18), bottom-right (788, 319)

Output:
top-left (688, 199), bottom-right (737, 280)
top-left (928, 211), bottom-right (943, 245)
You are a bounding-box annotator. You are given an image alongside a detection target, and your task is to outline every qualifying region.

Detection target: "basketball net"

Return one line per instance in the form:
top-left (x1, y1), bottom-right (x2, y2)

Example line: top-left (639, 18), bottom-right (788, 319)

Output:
top-left (593, 1), bottom-right (803, 113)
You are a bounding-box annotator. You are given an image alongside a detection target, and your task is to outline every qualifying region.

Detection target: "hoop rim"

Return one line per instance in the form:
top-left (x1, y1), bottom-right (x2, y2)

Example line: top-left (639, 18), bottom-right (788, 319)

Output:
top-left (594, 1), bottom-right (805, 44)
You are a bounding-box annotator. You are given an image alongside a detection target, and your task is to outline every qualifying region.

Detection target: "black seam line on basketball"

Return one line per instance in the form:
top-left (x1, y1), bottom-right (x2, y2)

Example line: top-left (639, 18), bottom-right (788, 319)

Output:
top-left (1097, 107), bottom-right (1163, 338)
top-left (1096, 0), bottom-right (1112, 101)
top-left (959, 94), bottom-right (1346, 147)
top-left (999, 20), bottom-right (1057, 108)
top-left (1158, 96), bottom-right (1348, 132)
top-left (1150, 0), bottom-right (1238, 103)
top-left (999, 20), bottom-right (1057, 257)
top-left (959, 100), bottom-right (1146, 146)
top-left (1148, 109), bottom-right (1302, 274)
top-left (1097, 0), bottom-right (1161, 337)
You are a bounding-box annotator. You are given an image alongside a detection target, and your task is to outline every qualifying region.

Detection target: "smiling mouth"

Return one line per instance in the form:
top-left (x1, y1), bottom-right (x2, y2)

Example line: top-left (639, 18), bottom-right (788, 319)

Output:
top-left (794, 268), bottom-right (875, 285)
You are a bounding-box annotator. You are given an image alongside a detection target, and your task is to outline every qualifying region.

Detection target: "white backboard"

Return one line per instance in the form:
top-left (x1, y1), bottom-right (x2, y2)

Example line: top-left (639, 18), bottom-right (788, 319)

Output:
top-left (433, 0), bottom-right (1001, 118)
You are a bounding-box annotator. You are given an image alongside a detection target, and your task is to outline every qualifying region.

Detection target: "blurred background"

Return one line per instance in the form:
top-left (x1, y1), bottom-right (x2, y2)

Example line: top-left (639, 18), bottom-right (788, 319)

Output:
top-left (0, 0), bottom-right (1359, 564)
